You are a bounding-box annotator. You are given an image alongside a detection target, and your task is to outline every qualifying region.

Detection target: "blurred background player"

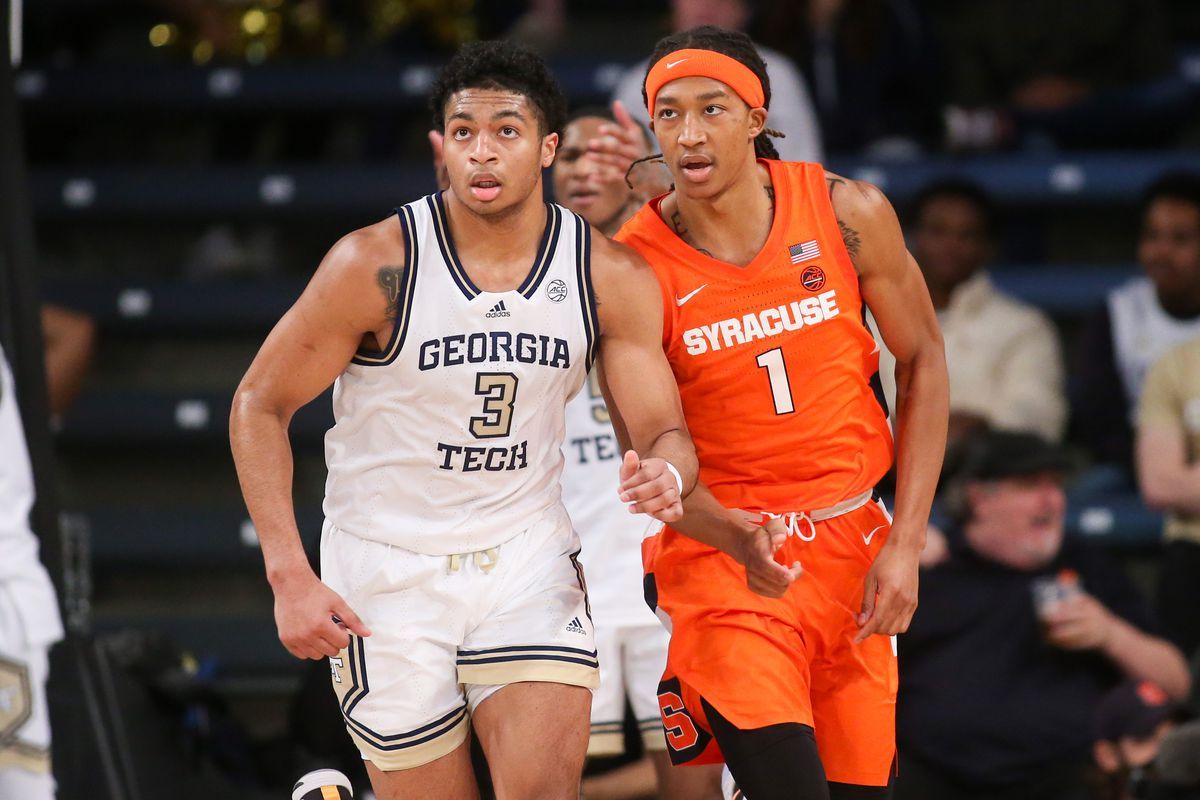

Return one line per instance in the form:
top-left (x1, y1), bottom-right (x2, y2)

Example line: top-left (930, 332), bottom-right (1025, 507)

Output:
top-left (615, 25), bottom-right (948, 800)
top-left (230, 40), bottom-right (696, 800)
top-left (551, 107), bottom-right (723, 799)
top-left (0, 343), bottom-right (66, 800)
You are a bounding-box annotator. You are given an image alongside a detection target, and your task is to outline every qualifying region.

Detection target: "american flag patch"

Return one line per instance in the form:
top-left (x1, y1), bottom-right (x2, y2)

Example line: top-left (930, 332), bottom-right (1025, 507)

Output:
top-left (788, 240), bottom-right (821, 264)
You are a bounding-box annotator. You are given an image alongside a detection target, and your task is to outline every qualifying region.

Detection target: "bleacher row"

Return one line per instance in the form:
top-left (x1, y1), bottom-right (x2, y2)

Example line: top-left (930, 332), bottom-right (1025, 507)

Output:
top-left (28, 59), bottom-right (1195, 684)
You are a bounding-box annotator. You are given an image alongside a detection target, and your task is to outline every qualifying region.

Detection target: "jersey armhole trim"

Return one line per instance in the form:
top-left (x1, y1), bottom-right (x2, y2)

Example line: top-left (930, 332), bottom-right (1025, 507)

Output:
top-left (351, 204), bottom-right (419, 366)
top-left (574, 214), bottom-right (601, 372)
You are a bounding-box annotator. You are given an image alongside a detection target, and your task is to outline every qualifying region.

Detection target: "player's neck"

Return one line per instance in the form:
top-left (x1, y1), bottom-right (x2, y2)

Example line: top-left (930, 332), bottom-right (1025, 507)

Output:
top-left (444, 187), bottom-right (549, 291)
top-left (672, 160), bottom-right (773, 268)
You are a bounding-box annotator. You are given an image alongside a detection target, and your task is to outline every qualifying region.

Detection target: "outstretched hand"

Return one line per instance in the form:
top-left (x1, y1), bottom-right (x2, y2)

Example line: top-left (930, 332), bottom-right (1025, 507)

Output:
top-left (618, 449), bottom-right (683, 522)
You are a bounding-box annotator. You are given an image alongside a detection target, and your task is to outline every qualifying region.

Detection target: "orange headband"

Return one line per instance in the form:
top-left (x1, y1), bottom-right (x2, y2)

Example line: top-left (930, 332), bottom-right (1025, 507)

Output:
top-left (645, 48), bottom-right (766, 118)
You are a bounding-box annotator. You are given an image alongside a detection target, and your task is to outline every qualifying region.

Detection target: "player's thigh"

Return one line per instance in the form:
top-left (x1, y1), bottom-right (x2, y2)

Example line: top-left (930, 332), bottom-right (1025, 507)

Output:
top-left (588, 623), bottom-right (628, 757)
top-left (809, 631), bottom-right (897, 788)
top-left (471, 681), bottom-right (592, 800)
top-left (650, 750), bottom-right (724, 800)
top-left (365, 736), bottom-right (480, 800)
top-left (325, 531), bottom-right (474, 773)
top-left (0, 590), bottom-right (54, 799)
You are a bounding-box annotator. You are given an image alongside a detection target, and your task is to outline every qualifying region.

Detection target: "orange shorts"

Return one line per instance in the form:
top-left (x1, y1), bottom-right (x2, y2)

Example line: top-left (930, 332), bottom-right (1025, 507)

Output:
top-left (644, 497), bottom-right (898, 787)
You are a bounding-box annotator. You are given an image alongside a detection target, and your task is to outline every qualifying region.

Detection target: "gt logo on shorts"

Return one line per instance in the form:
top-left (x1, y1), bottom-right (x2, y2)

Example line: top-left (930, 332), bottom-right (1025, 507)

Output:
top-left (0, 655), bottom-right (32, 741)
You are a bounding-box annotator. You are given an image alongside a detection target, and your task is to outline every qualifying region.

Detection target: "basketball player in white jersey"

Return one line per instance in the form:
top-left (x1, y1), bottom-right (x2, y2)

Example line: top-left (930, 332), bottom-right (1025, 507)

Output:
top-left (230, 41), bottom-right (697, 800)
top-left (0, 344), bottom-right (65, 800)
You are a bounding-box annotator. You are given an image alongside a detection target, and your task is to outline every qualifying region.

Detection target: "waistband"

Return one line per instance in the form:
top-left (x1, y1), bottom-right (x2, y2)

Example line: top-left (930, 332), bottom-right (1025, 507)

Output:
top-left (737, 488), bottom-right (875, 524)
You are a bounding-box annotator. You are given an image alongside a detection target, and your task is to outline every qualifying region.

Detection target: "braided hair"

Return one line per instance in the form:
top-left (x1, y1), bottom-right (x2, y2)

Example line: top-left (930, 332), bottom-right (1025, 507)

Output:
top-left (641, 25), bottom-right (783, 160)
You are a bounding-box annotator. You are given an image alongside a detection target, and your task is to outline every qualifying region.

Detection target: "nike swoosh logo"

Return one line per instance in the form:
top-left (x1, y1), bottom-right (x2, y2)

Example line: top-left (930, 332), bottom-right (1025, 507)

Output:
top-left (676, 284), bottom-right (708, 306)
top-left (862, 525), bottom-right (886, 546)
top-left (666, 59), bottom-right (688, 69)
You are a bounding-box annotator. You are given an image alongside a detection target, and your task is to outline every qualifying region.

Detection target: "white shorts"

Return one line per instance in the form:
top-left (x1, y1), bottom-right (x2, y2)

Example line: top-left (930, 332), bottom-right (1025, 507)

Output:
top-left (0, 584), bottom-right (54, 800)
top-left (588, 622), bottom-right (670, 756)
top-left (321, 505), bottom-right (599, 771)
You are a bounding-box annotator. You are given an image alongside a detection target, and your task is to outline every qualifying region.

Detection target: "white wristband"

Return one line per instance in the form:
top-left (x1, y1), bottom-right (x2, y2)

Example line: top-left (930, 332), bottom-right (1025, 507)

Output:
top-left (664, 461), bottom-right (684, 495)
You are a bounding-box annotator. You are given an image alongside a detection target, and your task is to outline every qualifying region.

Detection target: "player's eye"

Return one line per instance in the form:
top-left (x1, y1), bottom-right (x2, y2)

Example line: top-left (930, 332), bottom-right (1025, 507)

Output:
top-left (500, 126), bottom-right (518, 137)
top-left (453, 127), bottom-right (471, 140)
top-left (658, 108), bottom-right (677, 120)
top-left (704, 105), bottom-right (723, 115)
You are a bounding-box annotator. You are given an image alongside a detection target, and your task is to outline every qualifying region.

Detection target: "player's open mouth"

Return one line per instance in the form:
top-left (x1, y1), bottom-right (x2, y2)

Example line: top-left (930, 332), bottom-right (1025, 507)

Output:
top-left (679, 154), bottom-right (714, 183)
top-left (470, 174), bottom-right (502, 201)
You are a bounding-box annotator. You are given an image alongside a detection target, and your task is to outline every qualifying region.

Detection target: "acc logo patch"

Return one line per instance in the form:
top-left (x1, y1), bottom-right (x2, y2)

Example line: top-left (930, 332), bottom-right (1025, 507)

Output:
top-left (0, 655), bottom-right (32, 741)
top-left (800, 265), bottom-right (826, 292)
top-left (546, 279), bottom-right (569, 303)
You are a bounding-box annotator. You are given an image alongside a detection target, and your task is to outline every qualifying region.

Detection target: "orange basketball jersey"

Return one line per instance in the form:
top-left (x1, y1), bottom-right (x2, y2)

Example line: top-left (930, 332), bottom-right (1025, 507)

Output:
top-left (616, 159), bottom-right (893, 512)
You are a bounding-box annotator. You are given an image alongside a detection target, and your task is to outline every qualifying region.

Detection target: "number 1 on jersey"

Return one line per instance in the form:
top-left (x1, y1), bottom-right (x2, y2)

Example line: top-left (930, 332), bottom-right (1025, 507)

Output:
top-left (756, 347), bottom-right (795, 415)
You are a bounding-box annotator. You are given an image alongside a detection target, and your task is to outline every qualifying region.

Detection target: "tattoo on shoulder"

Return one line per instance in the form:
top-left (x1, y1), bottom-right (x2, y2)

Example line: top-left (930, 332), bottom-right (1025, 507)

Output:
top-left (377, 266), bottom-right (405, 320)
top-left (826, 176), bottom-right (847, 200)
top-left (764, 183), bottom-right (775, 210)
top-left (838, 220), bottom-right (862, 263)
top-left (697, 248), bottom-right (714, 258)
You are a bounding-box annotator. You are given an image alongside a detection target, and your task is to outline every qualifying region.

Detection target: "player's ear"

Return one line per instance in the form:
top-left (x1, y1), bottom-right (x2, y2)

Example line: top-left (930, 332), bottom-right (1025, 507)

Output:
top-left (541, 131), bottom-right (559, 168)
top-left (747, 107), bottom-right (767, 141)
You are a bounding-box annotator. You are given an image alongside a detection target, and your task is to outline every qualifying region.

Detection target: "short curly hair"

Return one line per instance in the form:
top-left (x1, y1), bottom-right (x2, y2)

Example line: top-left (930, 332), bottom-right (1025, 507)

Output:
top-left (430, 40), bottom-right (567, 138)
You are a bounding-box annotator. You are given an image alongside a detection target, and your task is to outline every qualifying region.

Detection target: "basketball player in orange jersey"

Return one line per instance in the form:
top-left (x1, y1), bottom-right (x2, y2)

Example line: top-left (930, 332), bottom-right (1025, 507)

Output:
top-left (611, 27), bottom-right (949, 800)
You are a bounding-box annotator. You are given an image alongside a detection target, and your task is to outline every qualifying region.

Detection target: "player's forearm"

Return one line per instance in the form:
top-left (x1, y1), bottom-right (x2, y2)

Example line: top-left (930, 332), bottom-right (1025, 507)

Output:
top-left (229, 395), bottom-right (311, 585)
top-left (1103, 615), bottom-right (1192, 700)
top-left (1139, 462), bottom-right (1200, 516)
top-left (889, 343), bottom-right (949, 550)
top-left (645, 427), bottom-right (698, 496)
top-left (673, 482), bottom-right (754, 556)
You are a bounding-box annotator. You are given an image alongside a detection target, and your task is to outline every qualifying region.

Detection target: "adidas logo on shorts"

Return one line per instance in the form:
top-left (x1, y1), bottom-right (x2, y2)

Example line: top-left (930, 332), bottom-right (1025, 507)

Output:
top-left (485, 300), bottom-right (512, 318)
top-left (565, 616), bottom-right (586, 635)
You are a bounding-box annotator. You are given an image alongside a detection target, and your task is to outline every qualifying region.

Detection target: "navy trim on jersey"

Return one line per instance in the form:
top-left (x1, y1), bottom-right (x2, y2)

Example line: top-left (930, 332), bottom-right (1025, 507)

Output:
top-left (457, 643), bottom-right (598, 659)
top-left (351, 204), bottom-right (419, 366)
top-left (861, 307), bottom-right (892, 422)
top-left (569, 547), bottom-right (594, 622)
top-left (338, 635), bottom-right (468, 750)
top-left (429, 191), bottom-right (559, 302)
top-left (457, 653), bottom-right (600, 668)
top-left (518, 204), bottom-right (561, 298)
top-left (573, 214), bottom-right (600, 371)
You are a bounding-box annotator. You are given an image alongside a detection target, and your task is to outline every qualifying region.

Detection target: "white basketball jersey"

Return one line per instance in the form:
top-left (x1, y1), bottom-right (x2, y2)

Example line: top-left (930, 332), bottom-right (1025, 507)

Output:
top-left (561, 371), bottom-right (660, 628)
top-left (323, 194), bottom-right (599, 555)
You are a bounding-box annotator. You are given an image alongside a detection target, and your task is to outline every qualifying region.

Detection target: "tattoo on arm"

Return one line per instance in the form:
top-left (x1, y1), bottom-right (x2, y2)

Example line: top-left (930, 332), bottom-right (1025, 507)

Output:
top-left (838, 220), bottom-right (863, 264)
top-left (377, 266), bottom-right (406, 320)
top-left (826, 176), bottom-right (847, 199)
top-left (697, 248), bottom-right (714, 257)
top-left (765, 183), bottom-right (775, 211)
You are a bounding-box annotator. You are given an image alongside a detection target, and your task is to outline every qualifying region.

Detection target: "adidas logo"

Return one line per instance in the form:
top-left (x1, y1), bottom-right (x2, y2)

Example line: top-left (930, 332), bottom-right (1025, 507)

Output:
top-left (565, 616), bottom-right (586, 635)
top-left (485, 300), bottom-right (511, 318)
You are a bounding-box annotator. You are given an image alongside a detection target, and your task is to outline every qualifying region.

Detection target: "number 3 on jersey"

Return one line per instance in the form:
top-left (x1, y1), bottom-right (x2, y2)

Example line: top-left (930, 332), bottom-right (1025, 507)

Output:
top-left (470, 372), bottom-right (519, 438)
top-left (756, 347), bottom-right (795, 415)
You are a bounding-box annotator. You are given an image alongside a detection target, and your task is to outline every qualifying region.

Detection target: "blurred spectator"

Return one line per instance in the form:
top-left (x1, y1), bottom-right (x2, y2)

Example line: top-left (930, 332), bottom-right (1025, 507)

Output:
top-left (1155, 719), bottom-right (1200, 798)
top-left (877, 179), bottom-right (1066, 447)
top-left (896, 431), bottom-right (1190, 800)
top-left (935, 0), bottom-right (1196, 150)
top-left (1093, 680), bottom-right (1190, 800)
top-left (1136, 336), bottom-right (1200, 660)
top-left (611, 0), bottom-right (824, 163)
top-left (749, 0), bottom-right (939, 156)
top-left (40, 304), bottom-right (95, 419)
top-left (1072, 172), bottom-right (1200, 471)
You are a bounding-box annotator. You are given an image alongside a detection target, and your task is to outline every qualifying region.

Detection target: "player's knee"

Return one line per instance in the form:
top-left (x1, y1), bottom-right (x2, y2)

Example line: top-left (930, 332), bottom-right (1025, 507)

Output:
top-left (702, 700), bottom-right (829, 800)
